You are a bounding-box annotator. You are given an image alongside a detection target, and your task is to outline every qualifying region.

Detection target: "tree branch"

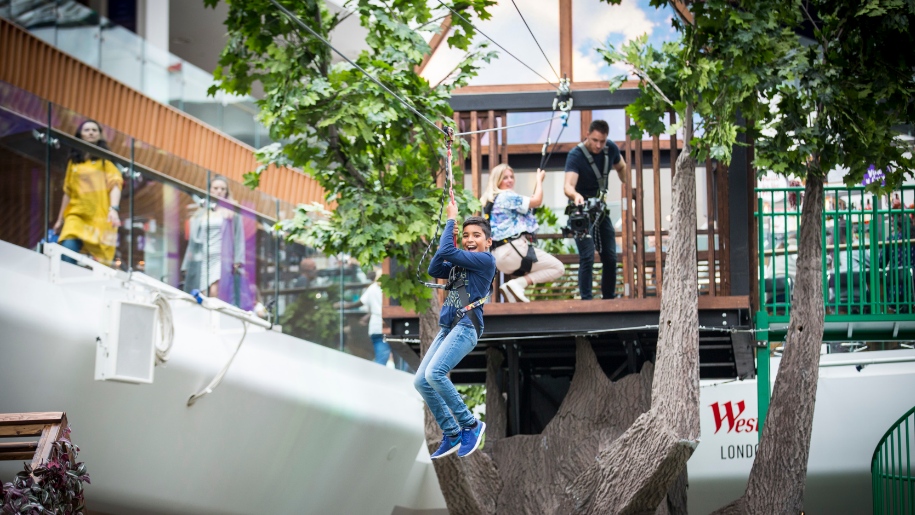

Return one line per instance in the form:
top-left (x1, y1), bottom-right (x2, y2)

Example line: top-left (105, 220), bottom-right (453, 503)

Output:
top-left (630, 64), bottom-right (675, 108)
top-left (801, 1), bottom-right (818, 31)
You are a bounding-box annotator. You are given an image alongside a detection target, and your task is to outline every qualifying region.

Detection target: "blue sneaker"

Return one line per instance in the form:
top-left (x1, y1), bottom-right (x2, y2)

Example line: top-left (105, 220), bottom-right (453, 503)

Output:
top-left (458, 421), bottom-right (486, 458)
top-left (430, 433), bottom-right (461, 460)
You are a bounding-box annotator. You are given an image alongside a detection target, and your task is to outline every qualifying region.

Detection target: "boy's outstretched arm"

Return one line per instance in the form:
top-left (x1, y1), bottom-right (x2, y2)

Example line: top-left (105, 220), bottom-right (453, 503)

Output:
top-left (427, 200), bottom-right (459, 279)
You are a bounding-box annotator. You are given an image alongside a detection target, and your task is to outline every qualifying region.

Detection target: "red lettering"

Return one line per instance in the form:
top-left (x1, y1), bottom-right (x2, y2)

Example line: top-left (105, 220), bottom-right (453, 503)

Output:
top-left (746, 419), bottom-right (757, 432)
top-left (735, 419), bottom-right (746, 432)
top-left (711, 401), bottom-right (746, 434)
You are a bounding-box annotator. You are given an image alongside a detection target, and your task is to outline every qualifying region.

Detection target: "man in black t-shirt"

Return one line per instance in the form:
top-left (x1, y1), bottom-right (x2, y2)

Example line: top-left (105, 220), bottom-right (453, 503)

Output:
top-left (563, 120), bottom-right (627, 299)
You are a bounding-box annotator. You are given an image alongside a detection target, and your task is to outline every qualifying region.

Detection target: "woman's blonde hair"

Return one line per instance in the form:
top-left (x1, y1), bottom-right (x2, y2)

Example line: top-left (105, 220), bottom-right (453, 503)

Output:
top-left (480, 163), bottom-right (514, 207)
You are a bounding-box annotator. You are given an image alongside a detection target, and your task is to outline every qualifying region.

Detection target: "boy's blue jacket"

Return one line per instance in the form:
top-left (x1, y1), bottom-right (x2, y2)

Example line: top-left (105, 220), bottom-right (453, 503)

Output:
top-left (428, 219), bottom-right (496, 334)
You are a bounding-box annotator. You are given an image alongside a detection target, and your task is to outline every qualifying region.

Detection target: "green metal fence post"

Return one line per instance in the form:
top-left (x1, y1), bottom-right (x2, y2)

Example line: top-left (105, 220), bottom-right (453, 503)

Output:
top-left (870, 200), bottom-right (879, 314)
top-left (755, 197), bottom-right (770, 438)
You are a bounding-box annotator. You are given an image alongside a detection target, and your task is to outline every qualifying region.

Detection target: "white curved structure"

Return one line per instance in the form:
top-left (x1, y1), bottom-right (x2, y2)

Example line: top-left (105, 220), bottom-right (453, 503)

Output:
top-left (0, 241), bottom-right (436, 514)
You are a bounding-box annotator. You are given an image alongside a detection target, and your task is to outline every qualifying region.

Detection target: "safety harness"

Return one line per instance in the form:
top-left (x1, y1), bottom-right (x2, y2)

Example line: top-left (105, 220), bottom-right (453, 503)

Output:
top-left (442, 266), bottom-right (495, 337)
top-left (574, 142), bottom-right (612, 253)
top-left (576, 141), bottom-right (611, 194)
top-left (483, 194), bottom-right (539, 278)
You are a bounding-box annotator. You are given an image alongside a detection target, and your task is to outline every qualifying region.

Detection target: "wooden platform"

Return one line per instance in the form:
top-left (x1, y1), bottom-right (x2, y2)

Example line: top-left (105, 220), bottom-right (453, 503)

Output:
top-left (385, 295), bottom-right (751, 336)
top-left (385, 295), bottom-right (755, 383)
top-left (385, 296), bottom-right (754, 435)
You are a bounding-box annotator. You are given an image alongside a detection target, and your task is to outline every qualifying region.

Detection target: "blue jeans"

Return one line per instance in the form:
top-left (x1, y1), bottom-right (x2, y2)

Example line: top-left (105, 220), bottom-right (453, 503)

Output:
top-left (413, 324), bottom-right (478, 437)
top-left (575, 215), bottom-right (618, 299)
top-left (60, 238), bottom-right (83, 264)
top-left (371, 333), bottom-right (390, 365)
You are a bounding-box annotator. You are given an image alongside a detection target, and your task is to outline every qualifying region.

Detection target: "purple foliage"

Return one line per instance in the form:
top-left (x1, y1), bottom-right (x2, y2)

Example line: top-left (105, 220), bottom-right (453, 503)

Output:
top-left (1, 427), bottom-right (90, 515)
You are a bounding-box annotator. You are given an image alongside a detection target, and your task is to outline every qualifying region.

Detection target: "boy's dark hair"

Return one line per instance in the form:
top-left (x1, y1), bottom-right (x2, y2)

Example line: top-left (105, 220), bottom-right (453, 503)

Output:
top-left (462, 216), bottom-right (491, 239)
top-left (588, 119), bottom-right (610, 135)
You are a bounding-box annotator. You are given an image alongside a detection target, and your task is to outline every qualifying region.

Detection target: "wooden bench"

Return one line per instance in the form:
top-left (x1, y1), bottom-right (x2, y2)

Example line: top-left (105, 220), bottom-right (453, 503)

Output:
top-left (0, 412), bottom-right (69, 469)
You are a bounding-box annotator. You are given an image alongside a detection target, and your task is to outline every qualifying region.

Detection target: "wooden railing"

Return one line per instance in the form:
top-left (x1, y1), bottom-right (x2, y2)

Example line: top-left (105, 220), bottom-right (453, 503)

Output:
top-left (493, 253), bottom-right (723, 303)
top-left (0, 412), bottom-right (69, 469)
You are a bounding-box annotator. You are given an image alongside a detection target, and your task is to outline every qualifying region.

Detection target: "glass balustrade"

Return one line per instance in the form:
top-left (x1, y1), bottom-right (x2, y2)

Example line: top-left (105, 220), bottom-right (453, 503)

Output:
top-left (0, 79), bottom-right (409, 371)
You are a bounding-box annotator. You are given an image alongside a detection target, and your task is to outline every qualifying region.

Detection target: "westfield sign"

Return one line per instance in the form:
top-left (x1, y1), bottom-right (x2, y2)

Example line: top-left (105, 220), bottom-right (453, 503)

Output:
top-left (710, 401), bottom-right (759, 434)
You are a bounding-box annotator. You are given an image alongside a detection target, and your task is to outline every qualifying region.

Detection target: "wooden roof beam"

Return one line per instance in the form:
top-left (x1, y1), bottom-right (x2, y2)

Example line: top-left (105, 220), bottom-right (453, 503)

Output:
top-left (416, 15), bottom-right (452, 75)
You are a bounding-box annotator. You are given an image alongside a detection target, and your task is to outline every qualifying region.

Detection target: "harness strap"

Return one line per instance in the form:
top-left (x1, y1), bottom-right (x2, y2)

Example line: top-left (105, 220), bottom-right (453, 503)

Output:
top-left (506, 236), bottom-right (538, 277)
top-left (449, 267), bottom-right (495, 337)
top-left (577, 142), bottom-right (610, 194)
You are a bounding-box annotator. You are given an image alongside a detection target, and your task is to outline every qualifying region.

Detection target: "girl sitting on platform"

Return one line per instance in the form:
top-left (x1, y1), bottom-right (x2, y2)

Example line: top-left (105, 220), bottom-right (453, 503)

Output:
top-left (480, 164), bottom-right (563, 302)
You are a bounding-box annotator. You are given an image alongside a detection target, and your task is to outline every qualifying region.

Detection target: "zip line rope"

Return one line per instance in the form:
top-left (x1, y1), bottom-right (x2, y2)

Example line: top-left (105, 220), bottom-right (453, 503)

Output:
top-left (435, 0), bottom-right (557, 88)
top-left (455, 114), bottom-right (565, 136)
top-left (540, 113), bottom-right (570, 169)
top-left (509, 0), bottom-right (561, 82)
top-left (415, 128), bottom-right (456, 287)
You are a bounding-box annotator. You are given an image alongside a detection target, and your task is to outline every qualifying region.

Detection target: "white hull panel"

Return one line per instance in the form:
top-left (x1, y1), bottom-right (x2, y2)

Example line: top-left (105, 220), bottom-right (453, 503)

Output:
top-left (0, 242), bottom-right (427, 514)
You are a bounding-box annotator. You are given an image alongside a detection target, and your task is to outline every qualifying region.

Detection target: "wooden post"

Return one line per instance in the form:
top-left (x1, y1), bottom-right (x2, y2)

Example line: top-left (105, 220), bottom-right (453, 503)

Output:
top-left (705, 157), bottom-right (717, 296)
top-left (470, 111), bottom-right (481, 198)
top-left (488, 110), bottom-right (499, 169)
top-left (581, 109), bottom-right (592, 141)
top-left (500, 112), bottom-right (509, 165)
top-left (635, 137), bottom-right (645, 298)
top-left (622, 114), bottom-right (634, 298)
top-left (652, 134), bottom-right (663, 296)
top-left (452, 111), bottom-right (462, 187)
top-left (559, 0), bottom-right (573, 80)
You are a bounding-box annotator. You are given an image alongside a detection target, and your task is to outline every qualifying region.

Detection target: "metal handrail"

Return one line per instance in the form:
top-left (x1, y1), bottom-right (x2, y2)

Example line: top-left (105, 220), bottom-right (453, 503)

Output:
top-left (755, 186), bottom-right (915, 319)
top-left (871, 405), bottom-right (915, 514)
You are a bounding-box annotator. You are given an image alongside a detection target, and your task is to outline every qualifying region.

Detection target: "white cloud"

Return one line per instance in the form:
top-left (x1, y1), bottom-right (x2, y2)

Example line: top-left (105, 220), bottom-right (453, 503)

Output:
top-left (573, 0), bottom-right (657, 81)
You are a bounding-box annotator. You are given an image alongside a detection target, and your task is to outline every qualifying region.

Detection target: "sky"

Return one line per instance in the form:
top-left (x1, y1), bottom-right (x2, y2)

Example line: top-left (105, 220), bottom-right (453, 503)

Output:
top-left (421, 0), bottom-right (679, 87)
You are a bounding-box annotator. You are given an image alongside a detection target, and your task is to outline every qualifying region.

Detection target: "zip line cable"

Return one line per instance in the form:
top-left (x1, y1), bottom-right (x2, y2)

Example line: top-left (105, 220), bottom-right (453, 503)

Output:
top-left (416, 128), bottom-right (456, 287)
top-left (434, 0), bottom-right (557, 88)
top-left (509, 0), bottom-right (561, 82)
top-left (269, 0), bottom-right (447, 137)
top-left (541, 115), bottom-right (570, 169)
top-left (455, 114), bottom-right (565, 136)
top-left (386, 324), bottom-right (764, 344)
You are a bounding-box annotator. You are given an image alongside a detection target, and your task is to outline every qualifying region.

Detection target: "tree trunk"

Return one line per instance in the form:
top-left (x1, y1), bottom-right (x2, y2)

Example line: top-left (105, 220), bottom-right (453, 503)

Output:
top-left (566, 116), bottom-right (700, 514)
top-left (484, 347), bottom-right (507, 444)
top-left (490, 339), bottom-right (655, 514)
top-left (712, 174), bottom-right (826, 514)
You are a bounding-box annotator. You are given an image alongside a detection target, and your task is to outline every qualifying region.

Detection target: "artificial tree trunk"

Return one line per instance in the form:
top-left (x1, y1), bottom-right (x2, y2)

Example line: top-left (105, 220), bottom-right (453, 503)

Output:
top-left (712, 174), bottom-right (826, 515)
top-left (566, 127), bottom-right (701, 514)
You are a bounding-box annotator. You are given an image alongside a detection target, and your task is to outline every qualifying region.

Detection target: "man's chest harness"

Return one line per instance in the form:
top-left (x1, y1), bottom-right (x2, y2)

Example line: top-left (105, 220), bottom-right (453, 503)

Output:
top-left (577, 142), bottom-right (611, 194)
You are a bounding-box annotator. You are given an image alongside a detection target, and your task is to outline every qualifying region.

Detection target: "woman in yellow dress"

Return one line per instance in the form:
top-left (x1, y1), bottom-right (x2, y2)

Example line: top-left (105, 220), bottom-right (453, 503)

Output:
top-left (52, 120), bottom-right (123, 265)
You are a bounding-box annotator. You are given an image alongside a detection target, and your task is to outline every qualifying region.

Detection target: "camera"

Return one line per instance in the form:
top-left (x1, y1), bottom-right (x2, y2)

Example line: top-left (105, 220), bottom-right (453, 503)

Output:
top-left (562, 198), bottom-right (606, 239)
